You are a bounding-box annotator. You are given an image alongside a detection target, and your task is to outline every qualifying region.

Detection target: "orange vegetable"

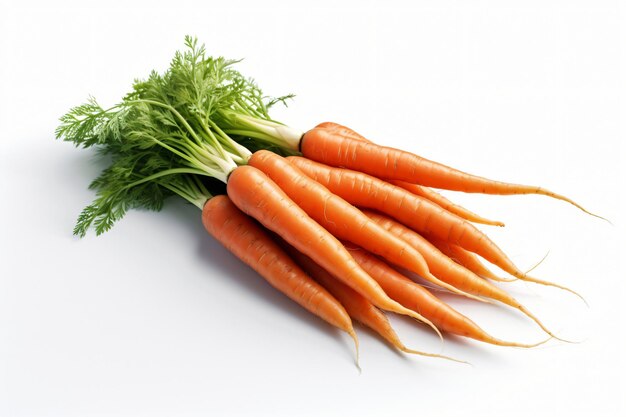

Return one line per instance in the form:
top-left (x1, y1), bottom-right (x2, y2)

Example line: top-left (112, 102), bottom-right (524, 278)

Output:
top-left (225, 164), bottom-right (441, 328)
top-left (202, 195), bottom-right (358, 347)
top-left (301, 126), bottom-right (597, 218)
top-left (361, 210), bottom-right (562, 340)
top-left (346, 243), bottom-right (547, 348)
top-left (248, 150), bottom-right (484, 304)
top-left (284, 243), bottom-right (461, 361)
top-left (389, 181), bottom-right (504, 227)
top-left (315, 122), bottom-right (504, 226)
top-left (428, 238), bottom-right (515, 283)
top-left (285, 155), bottom-right (578, 299)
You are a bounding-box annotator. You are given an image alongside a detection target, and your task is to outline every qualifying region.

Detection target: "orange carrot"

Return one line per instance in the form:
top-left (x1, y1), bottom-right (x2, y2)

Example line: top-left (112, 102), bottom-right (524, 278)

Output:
top-left (225, 164), bottom-right (443, 330)
top-left (428, 237), bottom-right (515, 283)
top-left (389, 181), bottom-right (504, 227)
top-left (202, 195), bottom-right (358, 349)
top-left (283, 243), bottom-right (463, 362)
top-left (361, 210), bottom-right (562, 340)
top-left (301, 127), bottom-right (598, 218)
top-left (315, 122), bottom-right (505, 227)
top-left (286, 155), bottom-right (580, 297)
top-left (345, 243), bottom-right (547, 348)
top-left (247, 150), bottom-right (485, 304)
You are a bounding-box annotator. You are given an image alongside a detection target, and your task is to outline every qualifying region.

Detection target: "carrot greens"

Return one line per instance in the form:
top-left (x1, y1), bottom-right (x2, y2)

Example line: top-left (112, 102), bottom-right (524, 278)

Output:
top-left (55, 36), bottom-right (291, 236)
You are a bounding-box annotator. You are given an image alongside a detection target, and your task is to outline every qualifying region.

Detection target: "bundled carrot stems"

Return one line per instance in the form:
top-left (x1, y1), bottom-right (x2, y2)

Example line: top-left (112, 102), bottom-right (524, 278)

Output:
top-left (57, 36), bottom-right (597, 366)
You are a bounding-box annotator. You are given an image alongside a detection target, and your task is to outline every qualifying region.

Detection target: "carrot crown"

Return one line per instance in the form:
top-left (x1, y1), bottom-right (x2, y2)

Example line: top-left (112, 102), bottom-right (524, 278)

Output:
top-left (55, 36), bottom-right (294, 236)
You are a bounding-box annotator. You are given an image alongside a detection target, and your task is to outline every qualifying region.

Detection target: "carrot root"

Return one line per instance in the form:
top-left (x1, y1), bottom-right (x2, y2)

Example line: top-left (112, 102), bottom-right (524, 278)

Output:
top-left (513, 272), bottom-right (588, 306)
top-left (388, 302), bottom-right (445, 344)
top-left (399, 346), bottom-right (470, 365)
top-left (530, 187), bottom-right (610, 223)
top-left (478, 334), bottom-right (552, 349)
top-left (348, 328), bottom-right (361, 371)
top-left (517, 305), bottom-right (577, 344)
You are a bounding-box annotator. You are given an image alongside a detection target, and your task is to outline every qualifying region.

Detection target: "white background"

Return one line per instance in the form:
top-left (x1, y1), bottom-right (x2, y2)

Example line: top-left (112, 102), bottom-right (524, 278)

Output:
top-left (1, 0), bottom-right (625, 416)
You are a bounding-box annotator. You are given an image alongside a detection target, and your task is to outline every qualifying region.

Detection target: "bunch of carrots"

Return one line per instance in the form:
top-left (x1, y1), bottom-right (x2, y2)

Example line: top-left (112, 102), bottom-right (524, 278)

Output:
top-left (57, 37), bottom-right (598, 365)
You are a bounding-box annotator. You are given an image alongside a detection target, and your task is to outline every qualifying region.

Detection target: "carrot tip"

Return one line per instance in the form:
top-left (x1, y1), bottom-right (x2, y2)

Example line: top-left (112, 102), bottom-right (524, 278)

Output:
top-left (516, 304), bottom-right (579, 343)
top-left (514, 272), bottom-right (588, 306)
top-left (479, 219), bottom-right (505, 227)
top-left (424, 272), bottom-right (493, 305)
top-left (401, 346), bottom-right (470, 365)
top-left (494, 335), bottom-right (553, 348)
top-left (348, 329), bottom-right (361, 371)
top-left (538, 188), bottom-right (609, 224)
top-left (392, 302), bottom-right (445, 344)
top-left (482, 274), bottom-right (518, 283)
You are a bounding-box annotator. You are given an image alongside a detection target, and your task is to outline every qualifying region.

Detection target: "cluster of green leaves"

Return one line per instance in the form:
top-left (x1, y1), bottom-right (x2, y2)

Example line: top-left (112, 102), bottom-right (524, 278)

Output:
top-left (56, 36), bottom-right (292, 236)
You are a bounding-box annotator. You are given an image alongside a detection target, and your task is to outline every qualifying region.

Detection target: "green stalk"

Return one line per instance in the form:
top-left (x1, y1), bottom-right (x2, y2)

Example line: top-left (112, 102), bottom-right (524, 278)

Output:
top-left (219, 110), bottom-right (303, 151)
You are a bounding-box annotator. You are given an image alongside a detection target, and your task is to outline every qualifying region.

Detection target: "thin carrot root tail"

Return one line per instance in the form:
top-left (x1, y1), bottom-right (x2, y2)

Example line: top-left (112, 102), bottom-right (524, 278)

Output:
top-left (514, 272), bottom-right (588, 306)
top-left (524, 250), bottom-right (550, 275)
top-left (424, 272), bottom-right (494, 304)
top-left (484, 335), bottom-right (553, 348)
top-left (536, 188), bottom-right (610, 223)
top-left (349, 329), bottom-right (361, 372)
top-left (481, 274), bottom-right (518, 283)
top-left (459, 211), bottom-right (505, 228)
top-left (392, 303), bottom-right (444, 344)
top-left (400, 346), bottom-right (470, 365)
top-left (517, 305), bottom-right (577, 344)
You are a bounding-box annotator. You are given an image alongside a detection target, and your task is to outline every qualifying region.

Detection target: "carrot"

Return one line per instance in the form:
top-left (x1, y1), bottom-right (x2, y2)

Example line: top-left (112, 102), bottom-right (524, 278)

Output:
top-left (428, 238), bottom-right (515, 283)
top-left (282, 242), bottom-right (463, 362)
top-left (225, 164), bottom-right (444, 332)
top-left (361, 210), bottom-right (564, 340)
top-left (286, 155), bottom-right (581, 298)
top-left (247, 150), bottom-right (486, 304)
top-left (389, 181), bottom-right (504, 227)
top-left (345, 243), bottom-right (547, 348)
top-left (202, 195), bottom-right (359, 350)
top-left (301, 127), bottom-right (600, 218)
top-left (315, 122), bottom-right (505, 227)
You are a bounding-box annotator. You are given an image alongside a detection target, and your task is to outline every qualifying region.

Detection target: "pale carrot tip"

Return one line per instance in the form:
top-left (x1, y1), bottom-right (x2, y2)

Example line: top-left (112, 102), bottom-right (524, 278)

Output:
top-left (495, 335), bottom-right (553, 348)
top-left (482, 219), bottom-right (505, 227)
top-left (396, 304), bottom-right (444, 344)
top-left (425, 273), bottom-right (493, 304)
top-left (484, 275), bottom-right (518, 283)
top-left (348, 329), bottom-right (361, 371)
top-left (539, 188), bottom-right (610, 224)
top-left (514, 272), bottom-right (588, 306)
top-left (516, 304), bottom-right (579, 343)
top-left (401, 347), bottom-right (470, 365)
top-left (574, 204), bottom-right (611, 224)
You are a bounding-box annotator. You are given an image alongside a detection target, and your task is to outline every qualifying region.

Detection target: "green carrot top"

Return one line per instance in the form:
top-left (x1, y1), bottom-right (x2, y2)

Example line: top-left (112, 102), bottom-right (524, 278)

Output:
top-left (56, 36), bottom-right (299, 236)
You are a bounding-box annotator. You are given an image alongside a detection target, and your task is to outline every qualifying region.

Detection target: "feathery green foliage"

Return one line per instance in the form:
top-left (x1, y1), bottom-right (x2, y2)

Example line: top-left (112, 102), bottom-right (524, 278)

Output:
top-left (56, 36), bottom-right (297, 236)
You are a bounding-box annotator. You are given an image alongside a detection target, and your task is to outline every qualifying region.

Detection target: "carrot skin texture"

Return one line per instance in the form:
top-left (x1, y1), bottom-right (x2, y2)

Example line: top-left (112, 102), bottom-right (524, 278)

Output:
top-left (284, 243), bottom-right (467, 361)
top-left (314, 122), bottom-right (504, 227)
top-left (360, 211), bottom-right (564, 339)
top-left (286, 246), bottom-right (410, 351)
top-left (428, 238), bottom-right (514, 282)
top-left (346, 245), bottom-right (544, 348)
top-left (362, 210), bottom-right (517, 303)
top-left (201, 195), bottom-right (354, 334)
top-left (285, 155), bottom-right (521, 276)
top-left (389, 181), bottom-right (504, 227)
top-left (290, 154), bottom-right (582, 299)
top-left (301, 127), bottom-right (585, 206)
top-left (288, 154), bottom-right (580, 302)
top-left (225, 164), bottom-right (428, 321)
top-left (346, 245), bottom-right (483, 338)
top-left (248, 150), bottom-right (482, 302)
